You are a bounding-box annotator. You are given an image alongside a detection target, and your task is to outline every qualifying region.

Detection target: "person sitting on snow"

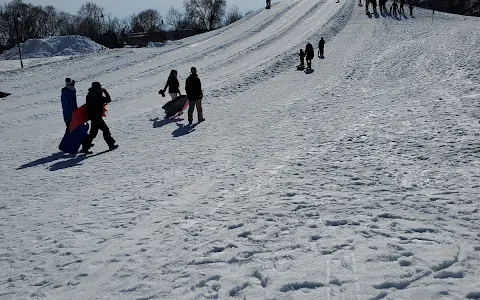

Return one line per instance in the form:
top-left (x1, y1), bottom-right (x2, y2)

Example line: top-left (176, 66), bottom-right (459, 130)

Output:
top-left (159, 69), bottom-right (181, 100)
top-left (61, 78), bottom-right (78, 129)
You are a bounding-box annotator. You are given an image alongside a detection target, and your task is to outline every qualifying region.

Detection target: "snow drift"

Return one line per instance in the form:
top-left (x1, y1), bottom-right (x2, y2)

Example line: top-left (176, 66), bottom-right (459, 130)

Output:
top-left (1, 35), bottom-right (105, 60)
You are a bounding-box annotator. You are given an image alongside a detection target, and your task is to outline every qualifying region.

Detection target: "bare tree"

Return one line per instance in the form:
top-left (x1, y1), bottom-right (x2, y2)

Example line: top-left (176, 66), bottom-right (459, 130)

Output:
top-left (183, 0), bottom-right (227, 30)
top-left (77, 2), bottom-right (105, 37)
top-left (166, 6), bottom-right (184, 30)
top-left (225, 4), bottom-right (243, 25)
top-left (131, 9), bottom-right (163, 32)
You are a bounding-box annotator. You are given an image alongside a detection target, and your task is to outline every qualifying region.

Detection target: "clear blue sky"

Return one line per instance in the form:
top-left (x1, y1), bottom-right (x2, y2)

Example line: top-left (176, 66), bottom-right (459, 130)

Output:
top-left (0, 0), bottom-right (262, 17)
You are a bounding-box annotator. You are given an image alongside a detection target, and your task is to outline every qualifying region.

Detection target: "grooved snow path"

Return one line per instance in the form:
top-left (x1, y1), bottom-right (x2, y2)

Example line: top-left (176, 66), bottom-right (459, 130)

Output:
top-left (1, 0), bottom-right (480, 299)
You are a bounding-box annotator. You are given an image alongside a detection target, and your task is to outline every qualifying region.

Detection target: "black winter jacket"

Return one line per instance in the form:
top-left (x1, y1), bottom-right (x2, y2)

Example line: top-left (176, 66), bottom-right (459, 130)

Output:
top-left (164, 75), bottom-right (180, 93)
top-left (305, 43), bottom-right (314, 60)
top-left (86, 89), bottom-right (111, 121)
top-left (185, 74), bottom-right (202, 101)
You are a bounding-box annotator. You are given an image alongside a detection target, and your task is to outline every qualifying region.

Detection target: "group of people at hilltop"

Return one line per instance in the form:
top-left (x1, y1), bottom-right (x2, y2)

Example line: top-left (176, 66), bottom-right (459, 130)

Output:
top-left (60, 67), bottom-right (204, 154)
top-left (298, 38), bottom-right (325, 70)
top-left (363, 0), bottom-right (414, 17)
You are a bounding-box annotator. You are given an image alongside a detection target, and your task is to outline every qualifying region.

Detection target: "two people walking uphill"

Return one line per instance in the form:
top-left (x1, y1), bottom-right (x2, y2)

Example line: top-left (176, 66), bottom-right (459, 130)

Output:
top-left (298, 38), bottom-right (326, 70)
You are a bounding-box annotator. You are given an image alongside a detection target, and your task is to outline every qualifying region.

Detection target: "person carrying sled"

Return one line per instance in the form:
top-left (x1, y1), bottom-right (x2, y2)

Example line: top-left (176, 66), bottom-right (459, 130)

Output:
top-left (318, 38), bottom-right (325, 58)
top-left (80, 82), bottom-right (118, 153)
top-left (305, 43), bottom-right (314, 69)
top-left (61, 78), bottom-right (78, 128)
top-left (159, 69), bottom-right (181, 100)
top-left (185, 67), bottom-right (204, 125)
top-left (298, 49), bottom-right (306, 69)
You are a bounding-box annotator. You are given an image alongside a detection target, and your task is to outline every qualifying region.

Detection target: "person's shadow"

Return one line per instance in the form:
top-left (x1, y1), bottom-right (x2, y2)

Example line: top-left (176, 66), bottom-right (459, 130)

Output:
top-left (17, 152), bottom-right (73, 170)
top-left (172, 123), bottom-right (197, 137)
top-left (49, 155), bottom-right (86, 171)
top-left (150, 117), bottom-right (184, 128)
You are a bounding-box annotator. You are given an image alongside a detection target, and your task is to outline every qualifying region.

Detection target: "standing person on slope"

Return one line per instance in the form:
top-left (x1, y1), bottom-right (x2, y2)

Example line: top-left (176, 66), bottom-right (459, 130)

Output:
top-left (160, 69), bottom-right (181, 100)
top-left (305, 43), bottom-right (314, 69)
top-left (61, 78), bottom-right (78, 129)
top-left (80, 82), bottom-right (118, 154)
top-left (185, 67), bottom-right (205, 125)
top-left (318, 38), bottom-right (325, 58)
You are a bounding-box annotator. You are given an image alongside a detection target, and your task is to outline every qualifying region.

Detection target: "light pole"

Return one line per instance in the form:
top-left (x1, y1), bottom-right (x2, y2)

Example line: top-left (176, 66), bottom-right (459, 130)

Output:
top-left (14, 12), bottom-right (24, 68)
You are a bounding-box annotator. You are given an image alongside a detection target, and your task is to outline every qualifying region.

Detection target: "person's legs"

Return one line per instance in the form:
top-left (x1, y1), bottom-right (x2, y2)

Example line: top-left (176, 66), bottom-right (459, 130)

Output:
top-left (82, 121), bottom-right (99, 150)
top-left (98, 119), bottom-right (116, 147)
top-left (188, 100), bottom-right (196, 124)
top-left (196, 100), bottom-right (204, 121)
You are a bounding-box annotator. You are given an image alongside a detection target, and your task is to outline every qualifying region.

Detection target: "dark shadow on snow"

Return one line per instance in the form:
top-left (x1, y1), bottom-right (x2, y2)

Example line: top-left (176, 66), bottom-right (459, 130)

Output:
top-left (150, 117), bottom-right (184, 128)
top-left (17, 152), bottom-right (74, 170)
top-left (172, 123), bottom-right (197, 137)
top-left (49, 155), bottom-right (86, 171)
top-left (49, 149), bottom-right (114, 171)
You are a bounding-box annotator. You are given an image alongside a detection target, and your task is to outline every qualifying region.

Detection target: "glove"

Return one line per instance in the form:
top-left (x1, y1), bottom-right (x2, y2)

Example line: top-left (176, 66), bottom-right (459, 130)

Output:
top-left (159, 89), bottom-right (165, 97)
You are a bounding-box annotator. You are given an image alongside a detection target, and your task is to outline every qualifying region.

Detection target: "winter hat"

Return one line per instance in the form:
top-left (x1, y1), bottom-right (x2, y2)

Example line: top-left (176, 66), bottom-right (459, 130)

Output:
top-left (91, 82), bottom-right (102, 90)
top-left (65, 78), bottom-right (75, 86)
top-left (191, 67), bottom-right (197, 74)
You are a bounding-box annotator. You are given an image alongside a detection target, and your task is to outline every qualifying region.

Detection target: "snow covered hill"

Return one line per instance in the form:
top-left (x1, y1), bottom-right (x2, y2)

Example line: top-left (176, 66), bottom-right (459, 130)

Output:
top-left (1, 0), bottom-right (480, 299)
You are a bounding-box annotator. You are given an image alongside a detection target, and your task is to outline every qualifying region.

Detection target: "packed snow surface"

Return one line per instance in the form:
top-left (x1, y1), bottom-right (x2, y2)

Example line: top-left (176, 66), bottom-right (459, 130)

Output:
top-left (1, 0), bottom-right (480, 299)
top-left (1, 35), bottom-right (105, 60)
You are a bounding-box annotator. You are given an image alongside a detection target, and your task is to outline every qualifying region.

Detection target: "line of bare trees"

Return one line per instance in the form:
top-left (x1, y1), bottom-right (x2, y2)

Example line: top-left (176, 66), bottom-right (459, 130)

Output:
top-left (0, 0), bottom-right (244, 52)
top-left (412, 0), bottom-right (480, 16)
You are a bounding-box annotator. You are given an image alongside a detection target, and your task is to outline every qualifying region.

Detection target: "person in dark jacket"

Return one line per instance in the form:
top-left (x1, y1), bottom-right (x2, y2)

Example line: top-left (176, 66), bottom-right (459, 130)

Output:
top-left (61, 78), bottom-right (77, 128)
top-left (399, 0), bottom-right (405, 14)
top-left (390, 0), bottom-right (398, 16)
top-left (159, 70), bottom-right (181, 100)
top-left (409, 2), bottom-right (414, 16)
top-left (305, 43), bottom-right (314, 69)
top-left (80, 82), bottom-right (117, 153)
top-left (318, 38), bottom-right (325, 58)
top-left (299, 49), bottom-right (306, 69)
top-left (185, 67), bottom-right (204, 125)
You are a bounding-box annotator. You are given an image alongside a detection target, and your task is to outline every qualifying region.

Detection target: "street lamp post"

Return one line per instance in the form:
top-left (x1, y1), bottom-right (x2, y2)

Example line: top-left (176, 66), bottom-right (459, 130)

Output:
top-left (14, 13), bottom-right (24, 68)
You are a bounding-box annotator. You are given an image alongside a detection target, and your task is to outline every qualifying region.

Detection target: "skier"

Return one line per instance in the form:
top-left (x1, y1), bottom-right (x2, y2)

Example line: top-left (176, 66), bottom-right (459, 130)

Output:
top-left (159, 69), bottom-right (181, 100)
top-left (305, 43), bottom-right (314, 69)
top-left (298, 49), bottom-right (306, 69)
top-left (390, 0), bottom-right (398, 16)
top-left (61, 78), bottom-right (77, 128)
top-left (399, 0), bottom-right (405, 15)
top-left (80, 82), bottom-right (118, 153)
top-left (318, 37), bottom-right (325, 58)
top-left (185, 67), bottom-right (205, 125)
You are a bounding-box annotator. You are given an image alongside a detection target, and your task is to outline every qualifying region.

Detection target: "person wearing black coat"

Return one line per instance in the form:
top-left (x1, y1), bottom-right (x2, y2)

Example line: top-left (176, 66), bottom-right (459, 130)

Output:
top-left (160, 70), bottom-right (181, 100)
top-left (305, 43), bottom-right (314, 69)
top-left (80, 82), bottom-right (117, 153)
top-left (318, 38), bottom-right (325, 58)
top-left (185, 67), bottom-right (204, 125)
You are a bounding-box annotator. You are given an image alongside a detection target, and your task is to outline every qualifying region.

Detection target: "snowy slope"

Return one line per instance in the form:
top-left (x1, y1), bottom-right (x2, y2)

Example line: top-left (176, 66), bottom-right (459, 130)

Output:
top-left (1, 0), bottom-right (480, 299)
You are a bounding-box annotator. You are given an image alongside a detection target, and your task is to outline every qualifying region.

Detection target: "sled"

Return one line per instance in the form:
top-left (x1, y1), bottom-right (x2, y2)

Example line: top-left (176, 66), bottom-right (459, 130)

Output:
top-left (59, 123), bottom-right (89, 154)
top-left (162, 95), bottom-right (189, 118)
top-left (70, 104), bottom-right (107, 132)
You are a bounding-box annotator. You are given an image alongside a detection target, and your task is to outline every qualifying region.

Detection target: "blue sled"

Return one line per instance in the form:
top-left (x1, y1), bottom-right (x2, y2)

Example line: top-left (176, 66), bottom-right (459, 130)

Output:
top-left (59, 123), bottom-right (89, 154)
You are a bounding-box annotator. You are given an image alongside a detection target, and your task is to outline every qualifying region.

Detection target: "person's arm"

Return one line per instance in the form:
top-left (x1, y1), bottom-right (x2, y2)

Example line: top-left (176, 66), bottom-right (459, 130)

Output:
top-left (102, 89), bottom-right (112, 104)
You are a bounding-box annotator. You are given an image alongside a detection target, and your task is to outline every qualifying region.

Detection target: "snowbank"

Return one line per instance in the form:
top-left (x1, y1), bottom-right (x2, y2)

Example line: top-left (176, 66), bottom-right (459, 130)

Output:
top-left (146, 41), bottom-right (167, 48)
top-left (1, 35), bottom-right (105, 60)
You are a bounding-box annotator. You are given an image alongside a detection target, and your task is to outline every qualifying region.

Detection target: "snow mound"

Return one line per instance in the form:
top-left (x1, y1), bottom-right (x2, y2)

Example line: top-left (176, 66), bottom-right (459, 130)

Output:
top-left (2, 35), bottom-right (105, 60)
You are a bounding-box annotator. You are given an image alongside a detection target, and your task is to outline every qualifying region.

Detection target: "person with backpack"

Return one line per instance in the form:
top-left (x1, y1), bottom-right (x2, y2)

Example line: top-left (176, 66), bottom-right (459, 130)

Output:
top-left (318, 38), bottom-right (325, 58)
top-left (80, 82), bottom-right (118, 153)
top-left (61, 78), bottom-right (78, 128)
top-left (185, 67), bottom-right (205, 125)
top-left (159, 69), bottom-right (181, 100)
top-left (305, 43), bottom-right (314, 69)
